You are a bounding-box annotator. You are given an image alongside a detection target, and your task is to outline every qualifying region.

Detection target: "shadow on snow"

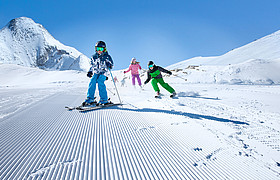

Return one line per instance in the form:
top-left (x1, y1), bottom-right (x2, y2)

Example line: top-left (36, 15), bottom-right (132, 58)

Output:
top-left (119, 107), bottom-right (249, 125)
top-left (177, 92), bottom-right (220, 100)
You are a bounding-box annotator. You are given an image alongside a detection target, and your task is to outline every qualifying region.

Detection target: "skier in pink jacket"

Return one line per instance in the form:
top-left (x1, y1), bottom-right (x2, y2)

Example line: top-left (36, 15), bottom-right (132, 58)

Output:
top-left (124, 57), bottom-right (142, 88)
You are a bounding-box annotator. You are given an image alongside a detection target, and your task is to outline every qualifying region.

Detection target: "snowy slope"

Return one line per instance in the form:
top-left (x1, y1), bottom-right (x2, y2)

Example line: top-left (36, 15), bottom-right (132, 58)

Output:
top-left (0, 64), bottom-right (87, 88)
top-left (0, 17), bottom-right (90, 71)
top-left (169, 30), bottom-right (280, 67)
top-left (166, 58), bottom-right (280, 85)
top-left (167, 30), bottom-right (280, 85)
top-left (1, 24), bottom-right (280, 179)
top-left (0, 66), bottom-right (280, 179)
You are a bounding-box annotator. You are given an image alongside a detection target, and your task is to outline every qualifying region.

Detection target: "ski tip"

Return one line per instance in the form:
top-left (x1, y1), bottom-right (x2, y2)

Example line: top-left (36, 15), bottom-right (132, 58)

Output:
top-left (65, 106), bottom-right (75, 111)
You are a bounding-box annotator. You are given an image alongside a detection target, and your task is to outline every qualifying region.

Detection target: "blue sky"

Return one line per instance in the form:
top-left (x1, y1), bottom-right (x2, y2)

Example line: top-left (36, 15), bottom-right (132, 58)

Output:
top-left (1, 0), bottom-right (280, 70)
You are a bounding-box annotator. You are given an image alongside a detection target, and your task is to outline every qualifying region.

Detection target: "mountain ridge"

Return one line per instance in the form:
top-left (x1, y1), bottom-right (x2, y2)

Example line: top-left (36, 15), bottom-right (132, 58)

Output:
top-left (0, 17), bottom-right (90, 71)
top-left (168, 29), bottom-right (280, 68)
top-left (166, 29), bottom-right (280, 85)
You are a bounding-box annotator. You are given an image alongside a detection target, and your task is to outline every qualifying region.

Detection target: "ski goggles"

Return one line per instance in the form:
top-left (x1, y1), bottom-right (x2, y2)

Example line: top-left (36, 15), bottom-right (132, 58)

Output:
top-left (148, 65), bottom-right (154, 68)
top-left (96, 47), bottom-right (105, 51)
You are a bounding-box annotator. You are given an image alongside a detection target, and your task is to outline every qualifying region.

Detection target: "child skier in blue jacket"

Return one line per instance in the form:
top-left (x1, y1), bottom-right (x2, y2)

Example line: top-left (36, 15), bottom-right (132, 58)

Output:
top-left (82, 41), bottom-right (113, 106)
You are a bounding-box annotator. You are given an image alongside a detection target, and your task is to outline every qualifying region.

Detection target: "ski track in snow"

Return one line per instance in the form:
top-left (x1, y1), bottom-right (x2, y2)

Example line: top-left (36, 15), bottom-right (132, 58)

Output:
top-left (0, 88), bottom-right (61, 121)
top-left (29, 160), bottom-right (82, 178)
top-left (0, 85), bottom-right (280, 179)
top-left (140, 84), bottom-right (280, 177)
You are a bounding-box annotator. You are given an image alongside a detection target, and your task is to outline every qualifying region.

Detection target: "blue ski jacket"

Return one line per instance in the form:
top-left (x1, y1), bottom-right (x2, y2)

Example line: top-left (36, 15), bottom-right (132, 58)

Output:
top-left (89, 51), bottom-right (113, 75)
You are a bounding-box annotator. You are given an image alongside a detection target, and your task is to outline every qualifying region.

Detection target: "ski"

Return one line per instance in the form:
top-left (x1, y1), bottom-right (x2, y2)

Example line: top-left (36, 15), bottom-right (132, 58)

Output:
top-left (154, 93), bottom-right (177, 99)
top-left (65, 106), bottom-right (80, 111)
top-left (76, 103), bottom-right (122, 112)
top-left (65, 103), bottom-right (98, 111)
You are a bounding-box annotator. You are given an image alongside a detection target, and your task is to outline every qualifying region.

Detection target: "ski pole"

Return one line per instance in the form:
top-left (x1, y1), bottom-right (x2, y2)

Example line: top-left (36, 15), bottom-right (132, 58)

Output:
top-left (107, 88), bottom-right (115, 96)
top-left (109, 69), bottom-right (122, 104)
top-left (172, 74), bottom-right (188, 81)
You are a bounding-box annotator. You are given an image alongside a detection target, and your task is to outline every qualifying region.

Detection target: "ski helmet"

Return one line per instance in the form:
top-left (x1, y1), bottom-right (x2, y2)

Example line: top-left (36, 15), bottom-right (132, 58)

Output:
top-left (148, 61), bottom-right (154, 67)
top-left (95, 41), bottom-right (106, 52)
top-left (95, 41), bottom-right (106, 48)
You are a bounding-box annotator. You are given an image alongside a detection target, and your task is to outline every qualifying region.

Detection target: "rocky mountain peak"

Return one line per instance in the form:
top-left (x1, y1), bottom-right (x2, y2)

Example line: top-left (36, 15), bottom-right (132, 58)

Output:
top-left (0, 17), bottom-right (89, 71)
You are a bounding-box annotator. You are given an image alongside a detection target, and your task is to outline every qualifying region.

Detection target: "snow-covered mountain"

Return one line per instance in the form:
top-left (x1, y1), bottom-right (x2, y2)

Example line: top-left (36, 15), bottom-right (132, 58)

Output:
top-left (0, 27), bottom-right (280, 179)
top-left (1, 18), bottom-right (280, 180)
top-left (167, 30), bottom-right (280, 85)
top-left (0, 17), bottom-right (90, 71)
top-left (1, 17), bottom-right (280, 84)
top-left (170, 30), bottom-right (280, 67)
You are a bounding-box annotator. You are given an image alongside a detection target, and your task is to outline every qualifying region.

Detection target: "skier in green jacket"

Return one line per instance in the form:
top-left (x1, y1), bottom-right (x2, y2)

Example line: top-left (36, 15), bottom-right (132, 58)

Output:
top-left (144, 61), bottom-right (176, 98)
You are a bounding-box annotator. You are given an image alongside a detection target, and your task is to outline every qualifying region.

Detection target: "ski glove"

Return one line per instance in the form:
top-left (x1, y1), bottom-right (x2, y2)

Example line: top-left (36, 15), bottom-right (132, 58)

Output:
top-left (168, 71), bottom-right (172, 75)
top-left (87, 71), bottom-right (93, 78)
top-left (107, 64), bottom-right (113, 69)
top-left (106, 60), bottom-right (113, 69)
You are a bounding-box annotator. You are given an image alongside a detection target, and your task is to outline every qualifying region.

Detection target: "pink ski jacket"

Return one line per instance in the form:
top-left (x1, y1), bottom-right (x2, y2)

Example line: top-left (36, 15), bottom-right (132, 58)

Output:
top-left (124, 64), bottom-right (142, 75)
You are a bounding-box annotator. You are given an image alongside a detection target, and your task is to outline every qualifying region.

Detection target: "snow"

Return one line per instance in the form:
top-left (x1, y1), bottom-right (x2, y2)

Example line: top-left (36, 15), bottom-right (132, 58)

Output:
top-left (167, 29), bottom-right (280, 85)
top-left (167, 58), bottom-right (280, 85)
top-left (0, 17), bottom-right (90, 71)
top-left (0, 63), bottom-right (280, 179)
top-left (169, 30), bottom-right (280, 67)
top-left (1, 18), bottom-right (280, 179)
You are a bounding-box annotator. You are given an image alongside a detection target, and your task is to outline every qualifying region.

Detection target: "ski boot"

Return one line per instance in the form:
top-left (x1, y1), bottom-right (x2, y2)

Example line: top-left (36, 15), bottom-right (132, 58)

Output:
top-left (82, 97), bottom-right (97, 107)
top-left (155, 91), bottom-right (161, 98)
top-left (170, 92), bottom-right (176, 98)
top-left (97, 98), bottom-right (113, 106)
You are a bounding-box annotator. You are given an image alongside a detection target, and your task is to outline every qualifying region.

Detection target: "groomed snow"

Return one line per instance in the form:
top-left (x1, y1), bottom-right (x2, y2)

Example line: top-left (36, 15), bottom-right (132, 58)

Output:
top-left (0, 65), bottom-right (280, 179)
top-left (1, 17), bottom-right (280, 179)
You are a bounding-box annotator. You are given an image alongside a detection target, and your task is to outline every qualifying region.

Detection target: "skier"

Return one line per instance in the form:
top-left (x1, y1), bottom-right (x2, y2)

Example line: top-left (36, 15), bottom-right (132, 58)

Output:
top-left (124, 57), bottom-right (142, 88)
top-left (144, 61), bottom-right (176, 98)
top-left (113, 76), bottom-right (118, 83)
top-left (121, 78), bottom-right (126, 87)
top-left (82, 41), bottom-right (113, 106)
